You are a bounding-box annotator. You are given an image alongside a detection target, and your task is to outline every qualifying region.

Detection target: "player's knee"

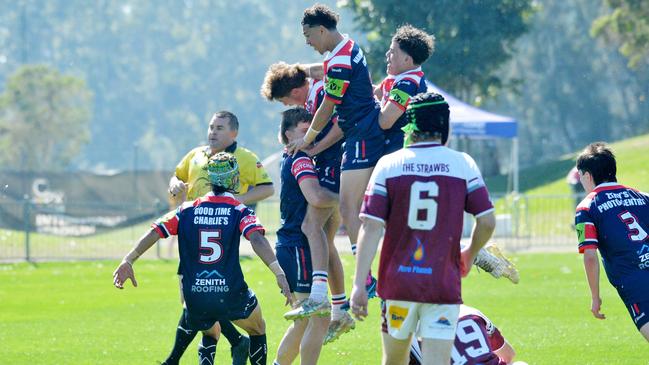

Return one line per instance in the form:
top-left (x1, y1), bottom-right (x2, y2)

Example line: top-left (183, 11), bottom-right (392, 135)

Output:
top-left (247, 317), bottom-right (266, 336)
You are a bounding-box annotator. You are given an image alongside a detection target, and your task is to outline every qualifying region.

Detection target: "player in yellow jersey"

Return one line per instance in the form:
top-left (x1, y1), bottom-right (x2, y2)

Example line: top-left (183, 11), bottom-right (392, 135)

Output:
top-left (164, 110), bottom-right (275, 365)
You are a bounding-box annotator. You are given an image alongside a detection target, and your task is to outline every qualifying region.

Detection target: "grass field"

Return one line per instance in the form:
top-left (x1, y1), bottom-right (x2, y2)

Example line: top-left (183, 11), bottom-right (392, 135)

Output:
top-left (1, 253), bottom-right (648, 364)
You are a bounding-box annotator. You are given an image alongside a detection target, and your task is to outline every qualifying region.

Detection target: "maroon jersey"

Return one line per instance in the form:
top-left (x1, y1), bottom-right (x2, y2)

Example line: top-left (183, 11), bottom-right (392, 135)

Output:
top-left (361, 143), bottom-right (493, 303)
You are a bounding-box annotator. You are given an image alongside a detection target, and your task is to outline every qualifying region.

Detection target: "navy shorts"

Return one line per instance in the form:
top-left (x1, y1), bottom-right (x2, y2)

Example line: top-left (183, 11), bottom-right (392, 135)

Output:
top-left (340, 113), bottom-right (384, 171)
top-left (314, 157), bottom-right (341, 194)
top-left (383, 129), bottom-right (405, 155)
top-left (624, 299), bottom-right (649, 330)
top-left (184, 288), bottom-right (258, 331)
top-left (276, 245), bottom-right (312, 293)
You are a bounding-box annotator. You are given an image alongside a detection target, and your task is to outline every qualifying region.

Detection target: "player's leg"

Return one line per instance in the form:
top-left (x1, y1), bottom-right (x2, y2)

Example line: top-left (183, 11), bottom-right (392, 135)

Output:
top-left (284, 246), bottom-right (331, 320)
top-left (301, 205), bottom-right (334, 304)
top-left (220, 320), bottom-right (250, 365)
top-left (275, 293), bottom-right (310, 364)
top-left (233, 301), bottom-right (267, 365)
top-left (628, 300), bottom-right (649, 342)
top-left (300, 308), bottom-right (330, 365)
top-left (161, 276), bottom-right (197, 365)
top-left (198, 322), bottom-right (221, 365)
top-left (419, 338), bottom-right (454, 365)
top-left (324, 209), bottom-right (356, 344)
top-left (381, 332), bottom-right (412, 365)
top-left (641, 322), bottom-right (649, 342)
top-left (417, 304), bottom-right (460, 365)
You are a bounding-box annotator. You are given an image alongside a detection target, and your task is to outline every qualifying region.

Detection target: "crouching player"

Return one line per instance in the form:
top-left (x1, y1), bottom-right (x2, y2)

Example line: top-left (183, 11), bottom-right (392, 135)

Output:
top-left (409, 305), bottom-right (524, 365)
top-left (113, 152), bottom-right (293, 365)
top-left (272, 108), bottom-right (343, 364)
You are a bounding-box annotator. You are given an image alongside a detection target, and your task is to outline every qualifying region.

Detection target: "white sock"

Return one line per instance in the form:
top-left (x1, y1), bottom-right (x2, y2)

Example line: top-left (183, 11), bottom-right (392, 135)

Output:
top-left (331, 293), bottom-right (347, 320)
top-left (310, 271), bottom-right (328, 301)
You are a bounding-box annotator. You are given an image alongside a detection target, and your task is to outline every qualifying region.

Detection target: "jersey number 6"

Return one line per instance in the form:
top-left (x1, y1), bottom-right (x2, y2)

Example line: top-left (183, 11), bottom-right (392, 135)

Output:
top-left (408, 181), bottom-right (439, 230)
top-left (199, 230), bottom-right (223, 264)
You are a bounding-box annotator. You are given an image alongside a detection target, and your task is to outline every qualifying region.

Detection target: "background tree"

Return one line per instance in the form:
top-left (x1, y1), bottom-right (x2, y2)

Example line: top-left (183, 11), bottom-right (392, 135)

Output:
top-left (341, 0), bottom-right (535, 100)
top-left (0, 65), bottom-right (93, 171)
top-left (591, 0), bottom-right (649, 69)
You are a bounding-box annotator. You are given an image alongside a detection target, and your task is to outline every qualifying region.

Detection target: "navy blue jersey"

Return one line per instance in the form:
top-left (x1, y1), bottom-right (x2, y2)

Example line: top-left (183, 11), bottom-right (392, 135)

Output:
top-left (276, 151), bottom-right (318, 247)
top-left (152, 192), bottom-right (264, 314)
top-left (323, 37), bottom-right (380, 134)
top-left (575, 183), bottom-right (649, 302)
top-left (306, 79), bottom-right (343, 164)
top-left (379, 68), bottom-right (428, 133)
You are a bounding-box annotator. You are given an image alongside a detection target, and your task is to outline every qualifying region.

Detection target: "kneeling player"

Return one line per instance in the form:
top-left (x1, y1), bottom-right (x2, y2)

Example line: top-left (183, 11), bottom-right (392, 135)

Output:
top-left (273, 108), bottom-right (342, 365)
top-left (408, 305), bottom-right (523, 365)
top-left (113, 153), bottom-right (293, 365)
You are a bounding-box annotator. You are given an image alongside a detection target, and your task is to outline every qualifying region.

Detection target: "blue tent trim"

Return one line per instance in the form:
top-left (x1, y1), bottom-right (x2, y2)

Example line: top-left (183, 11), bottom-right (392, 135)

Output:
top-left (425, 81), bottom-right (518, 139)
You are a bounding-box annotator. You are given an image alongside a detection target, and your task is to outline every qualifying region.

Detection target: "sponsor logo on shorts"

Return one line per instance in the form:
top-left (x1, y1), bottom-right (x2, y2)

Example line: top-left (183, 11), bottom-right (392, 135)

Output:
top-left (388, 305), bottom-right (409, 329)
top-left (436, 316), bottom-right (451, 326)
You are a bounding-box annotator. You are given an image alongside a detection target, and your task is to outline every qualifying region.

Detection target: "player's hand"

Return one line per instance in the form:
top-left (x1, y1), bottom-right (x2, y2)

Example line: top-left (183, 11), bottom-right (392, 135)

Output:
top-left (169, 181), bottom-right (188, 196)
top-left (350, 284), bottom-right (369, 321)
top-left (591, 297), bottom-right (606, 319)
top-left (276, 273), bottom-right (295, 306)
top-left (113, 261), bottom-right (137, 289)
top-left (460, 248), bottom-right (475, 278)
top-left (286, 138), bottom-right (308, 157)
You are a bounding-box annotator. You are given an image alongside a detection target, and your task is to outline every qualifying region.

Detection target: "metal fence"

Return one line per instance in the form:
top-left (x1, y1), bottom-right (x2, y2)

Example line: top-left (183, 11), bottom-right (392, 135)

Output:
top-left (0, 194), bottom-right (581, 262)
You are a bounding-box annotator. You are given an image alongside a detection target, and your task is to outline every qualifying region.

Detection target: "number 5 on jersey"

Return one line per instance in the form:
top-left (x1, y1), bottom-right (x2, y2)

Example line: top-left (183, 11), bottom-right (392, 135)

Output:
top-left (408, 181), bottom-right (439, 230)
top-left (199, 230), bottom-right (223, 263)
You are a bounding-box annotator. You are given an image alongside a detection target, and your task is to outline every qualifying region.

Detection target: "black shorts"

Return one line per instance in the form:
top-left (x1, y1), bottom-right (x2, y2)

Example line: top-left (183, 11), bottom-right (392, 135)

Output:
top-left (314, 157), bottom-right (341, 194)
top-left (184, 288), bottom-right (258, 331)
top-left (276, 245), bottom-right (312, 294)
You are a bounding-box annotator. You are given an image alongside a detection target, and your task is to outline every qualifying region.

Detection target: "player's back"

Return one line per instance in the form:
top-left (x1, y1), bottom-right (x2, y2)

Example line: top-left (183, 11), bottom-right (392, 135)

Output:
top-left (451, 306), bottom-right (507, 365)
top-left (364, 143), bottom-right (493, 303)
top-left (323, 37), bottom-right (379, 133)
top-left (575, 183), bottom-right (649, 298)
top-left (167, 193), bottom-right (260, 312)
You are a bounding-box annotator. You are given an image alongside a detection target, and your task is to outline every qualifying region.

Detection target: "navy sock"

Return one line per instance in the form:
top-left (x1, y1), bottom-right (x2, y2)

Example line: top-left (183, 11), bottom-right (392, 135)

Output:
top-left (162, 308), bottom-right (197, 365)
top-left (198, 334), bottom-right (217, 364)
top-left (220, 320), bottom-right (243, 346)
top-left (249, 334), bottom-right (267, 365)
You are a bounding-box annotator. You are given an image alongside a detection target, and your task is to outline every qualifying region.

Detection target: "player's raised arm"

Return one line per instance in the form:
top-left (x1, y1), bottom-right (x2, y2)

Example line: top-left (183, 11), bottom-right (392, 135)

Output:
top-left (113, 229), bottom-right (160, 289)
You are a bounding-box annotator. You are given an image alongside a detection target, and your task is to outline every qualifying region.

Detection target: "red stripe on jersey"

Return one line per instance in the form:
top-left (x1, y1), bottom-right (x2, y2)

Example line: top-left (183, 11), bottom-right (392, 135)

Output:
top-left (195, 195), bottom-right (241, 208)
top-left (388, 98), bottom-right (407, 112)
top-left (584, 223), bottom-right (598, 240)
top-left (297, 174), bottom-right (317, 184)
top-left (152, 224), bottom-right (167, 238)
top-left (579, 244), bottom-right (598, 253)
top-left (324, 94), bottom-right (342, 105)
top-left (243, 225), bottom-right (264, 240)
top-left (291, 156), bottom-right (316, 178)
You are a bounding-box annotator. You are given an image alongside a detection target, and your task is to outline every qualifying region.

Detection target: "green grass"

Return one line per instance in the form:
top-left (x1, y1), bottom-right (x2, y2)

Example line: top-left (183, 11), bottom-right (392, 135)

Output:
top-left (1, 253), bottom-right (648, 364)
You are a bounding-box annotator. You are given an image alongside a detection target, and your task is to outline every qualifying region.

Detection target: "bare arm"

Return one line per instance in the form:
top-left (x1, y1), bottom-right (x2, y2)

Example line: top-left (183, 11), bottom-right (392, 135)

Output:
top-left (286, 97), bottom-right (336, 155)
top-left (583, 248), bottom-right (605, 319)
top-left (493, 340), bottom-right (516, 364)
top-left (350, 218), bottom-right (384, 320)
top-left (298, 177), bottom-right (338, 208)
top-left (236, 184), bottom-right (274, 205)
top-left (460, 212), bottom-right (496, 277)
top-left (304, 123), bottom-right (344, 157)
top-left (248, 230), bottom-right (294, 305)
top-left (169, 175), bottom-right (188, 197)
top-left (301, 63), bottom-right (324, 80)
top-left (113, 229), bottom-right (161, 289)
top-left (378, 101), bottom-right (406, 130)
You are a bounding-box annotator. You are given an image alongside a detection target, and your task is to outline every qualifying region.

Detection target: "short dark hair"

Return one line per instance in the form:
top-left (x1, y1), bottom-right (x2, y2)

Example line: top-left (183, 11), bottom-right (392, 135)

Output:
top-left (280, 107), bottom-right (312, 145)
top-left (260, 62), bottom-right (308, 100)
top-left (212, 110), bottom-right (239, 131)
top-left (406, 92), bottom-right (450, 144)
top-left (301, 4), bottom-right (339, 30)
top-left (576, 142), bottom-right (617, 185)
top-left (393, 25), bottom-right (435, 65)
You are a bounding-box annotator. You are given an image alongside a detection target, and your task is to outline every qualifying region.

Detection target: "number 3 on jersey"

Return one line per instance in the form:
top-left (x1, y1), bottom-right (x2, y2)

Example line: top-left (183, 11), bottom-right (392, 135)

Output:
top-left (408, 181), bottom-right (439, 230)
top-left (619, 211), bottom-right (648, 241)
top-left (199, 230), bottom-right (223, 263)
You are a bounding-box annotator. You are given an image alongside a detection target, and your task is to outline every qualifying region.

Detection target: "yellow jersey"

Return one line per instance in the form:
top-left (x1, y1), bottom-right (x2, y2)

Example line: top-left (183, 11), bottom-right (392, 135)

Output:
top-left (174, 142), bottom-right (272, 200)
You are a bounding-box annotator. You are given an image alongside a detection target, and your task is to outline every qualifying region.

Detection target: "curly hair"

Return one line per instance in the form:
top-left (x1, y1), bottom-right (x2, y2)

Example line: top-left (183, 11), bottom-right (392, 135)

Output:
top-left (393, 25), bottom-right (435, 66)
top-left (301, 3), bottom-right (339, 30)
top-left (260, 62), bottom-right (308, 100)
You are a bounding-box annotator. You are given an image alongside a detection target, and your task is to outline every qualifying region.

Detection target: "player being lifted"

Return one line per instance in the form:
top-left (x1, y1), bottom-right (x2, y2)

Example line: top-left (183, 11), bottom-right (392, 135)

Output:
top-left (113, 152), bottom-right (293, 365)
top-left (575, 142), bottom-right (649, 341)
top-left (272, 108), bottom-right (342, 365)
top-left (287, 4), bottom-right (381, 312)
top-left (351, 92), bottom-right (497, 365)
top-left (375, 25), bottom-right (433, 154)
top-left (261, 62), bottom-right (355, 343)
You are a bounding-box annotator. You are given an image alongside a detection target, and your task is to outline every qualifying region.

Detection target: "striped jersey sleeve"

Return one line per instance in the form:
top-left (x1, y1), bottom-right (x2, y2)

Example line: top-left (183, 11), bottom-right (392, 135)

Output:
top-left (323, 43), bottom-right (352, 104)
top-left (575, 194), bottom-right (598, 253)
top-left (152, 205), bottom-right (185, 238)
top-left (237, 204), bottom-right (265, 240)
top-left (462, 153), bottom-right (494, 217)
top-left (291, 154), bottom-right (317, 184)
top-left (360, 159), bottom-right (389, 224)
top-left (387, 77), bottom-right (420, 111)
